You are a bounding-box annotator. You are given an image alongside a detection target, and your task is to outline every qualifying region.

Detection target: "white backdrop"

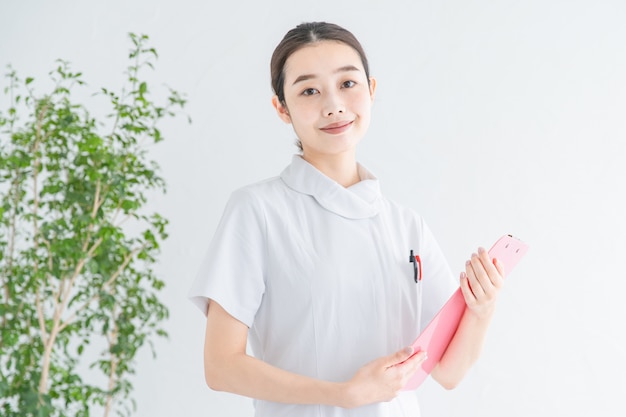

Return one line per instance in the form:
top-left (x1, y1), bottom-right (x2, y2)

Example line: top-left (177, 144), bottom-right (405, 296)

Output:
top-left (1, 1), bottom-right (625, 416)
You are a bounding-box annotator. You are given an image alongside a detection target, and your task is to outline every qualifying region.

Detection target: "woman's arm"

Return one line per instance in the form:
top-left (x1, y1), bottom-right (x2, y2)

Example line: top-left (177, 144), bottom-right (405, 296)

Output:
top-left (431, 246), bottom-right (505, 389)
top-left (204, 299), bottom-right (427, 408)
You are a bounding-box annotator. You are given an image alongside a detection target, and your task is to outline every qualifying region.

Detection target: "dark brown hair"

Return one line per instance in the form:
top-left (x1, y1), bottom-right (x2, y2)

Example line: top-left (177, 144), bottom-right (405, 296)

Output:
top-left (270, 22), bottom-right (371, 105)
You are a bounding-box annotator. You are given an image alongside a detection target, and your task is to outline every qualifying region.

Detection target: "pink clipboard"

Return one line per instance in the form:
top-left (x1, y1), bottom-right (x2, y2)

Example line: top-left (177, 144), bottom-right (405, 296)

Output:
top-left (402, 234), bottom-right (529, 390)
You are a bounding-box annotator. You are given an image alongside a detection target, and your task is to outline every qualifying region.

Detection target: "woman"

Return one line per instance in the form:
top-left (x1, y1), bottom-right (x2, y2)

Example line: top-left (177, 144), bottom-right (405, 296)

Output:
top-left (189, 21), bottom-right (505, 416)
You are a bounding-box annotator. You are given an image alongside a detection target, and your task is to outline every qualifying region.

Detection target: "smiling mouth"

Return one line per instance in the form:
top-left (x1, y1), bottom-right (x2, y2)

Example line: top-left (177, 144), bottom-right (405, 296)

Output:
top-left (320, 120), bottom-right (354, 134)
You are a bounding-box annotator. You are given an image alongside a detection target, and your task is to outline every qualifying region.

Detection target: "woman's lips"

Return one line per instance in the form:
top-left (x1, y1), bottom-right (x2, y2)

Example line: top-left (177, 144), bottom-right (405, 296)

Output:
top-left (320, 120), bottom-right (353, 134)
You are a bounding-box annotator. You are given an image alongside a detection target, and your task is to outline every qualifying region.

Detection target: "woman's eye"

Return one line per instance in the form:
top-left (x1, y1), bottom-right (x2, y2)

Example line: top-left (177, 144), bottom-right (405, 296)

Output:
top-left (342, 80), bottom-right (356, 88)
top-left (302, 88), bottom-right (318, 96)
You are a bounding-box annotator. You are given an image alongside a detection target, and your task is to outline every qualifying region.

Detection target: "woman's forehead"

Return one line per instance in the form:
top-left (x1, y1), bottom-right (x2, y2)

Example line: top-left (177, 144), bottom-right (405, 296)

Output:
top-left (283, 41), bottom-right (365, 83)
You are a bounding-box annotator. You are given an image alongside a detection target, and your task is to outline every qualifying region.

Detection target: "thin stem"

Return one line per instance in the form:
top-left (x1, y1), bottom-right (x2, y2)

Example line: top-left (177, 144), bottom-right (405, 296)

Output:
top-left (92, 179), bottom-right (102, 218)
top-left (35, 290), bottom-right (48, 345)
top-left (58, 243), bottom-right (142, 333)
top-left (35, 239), bottom-right (54, 345)
top-left (33, 101), bottom-right (50, 400)
top-left (103, 304), bottom-right (119, 417)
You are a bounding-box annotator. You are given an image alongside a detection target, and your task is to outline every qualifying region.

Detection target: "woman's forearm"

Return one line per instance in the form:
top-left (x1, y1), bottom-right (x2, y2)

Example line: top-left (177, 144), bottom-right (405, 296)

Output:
top-left (204, 301), bottom-right (348, 407)
top-left (205, 350), bottom-right (348, 406)
top-left (430, 307), bottom-right (494, 389)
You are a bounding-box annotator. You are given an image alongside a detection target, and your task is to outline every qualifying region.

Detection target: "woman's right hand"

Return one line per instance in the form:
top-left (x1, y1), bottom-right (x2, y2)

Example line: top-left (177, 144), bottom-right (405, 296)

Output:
top-left (341, 347), bottom-right (427, 408)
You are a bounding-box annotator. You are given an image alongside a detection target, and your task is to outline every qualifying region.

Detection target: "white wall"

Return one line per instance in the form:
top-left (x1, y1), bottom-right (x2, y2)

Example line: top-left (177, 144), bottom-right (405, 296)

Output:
top-left (2, 0), bottom-right (625, 416)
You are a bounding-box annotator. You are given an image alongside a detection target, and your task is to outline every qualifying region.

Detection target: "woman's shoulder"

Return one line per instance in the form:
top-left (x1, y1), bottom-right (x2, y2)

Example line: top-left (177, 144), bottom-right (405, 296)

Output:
top-left (226, 175), bottom-right (288, 208)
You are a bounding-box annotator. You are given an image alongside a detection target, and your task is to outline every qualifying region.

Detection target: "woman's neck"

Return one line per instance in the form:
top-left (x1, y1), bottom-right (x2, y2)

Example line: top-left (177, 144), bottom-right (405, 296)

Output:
top-left (302, 152), bottom-right (360, 188)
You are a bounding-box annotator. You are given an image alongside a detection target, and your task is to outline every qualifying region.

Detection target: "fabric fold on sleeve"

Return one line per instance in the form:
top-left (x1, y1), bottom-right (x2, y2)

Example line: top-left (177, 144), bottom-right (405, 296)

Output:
top-left (188, 187), bottom-right (267, 328)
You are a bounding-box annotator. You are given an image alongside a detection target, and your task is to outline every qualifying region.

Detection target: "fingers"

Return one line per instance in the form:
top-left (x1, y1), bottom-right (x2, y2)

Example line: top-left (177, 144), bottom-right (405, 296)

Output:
top-left (398, 346), bottom-right (415, 363)
top-left (461, 246), bottom-right (505, 318)
top-left (400, 349), bottom-right (428, 371)
top-left (493, 257), bottom-right (505, 277)
top-left (348, 348), bottom-right (427, 407)
top-left (387, 348), bottom-right (428, 390)
top-left (459, 270), bottom-right (474, 302)
top-left (386, 346), bottom-right (415, 367)
top-left (384, 346), bottom-right (427, 370)
top-left (465, 247), bottom-right (503, 296)
top-left (388, 348), bottom-right (428, 383)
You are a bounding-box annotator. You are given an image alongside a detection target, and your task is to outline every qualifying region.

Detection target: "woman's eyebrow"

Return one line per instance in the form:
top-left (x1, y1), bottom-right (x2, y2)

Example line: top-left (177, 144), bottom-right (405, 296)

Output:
top-left (291, 65), bottom-right (361, 86)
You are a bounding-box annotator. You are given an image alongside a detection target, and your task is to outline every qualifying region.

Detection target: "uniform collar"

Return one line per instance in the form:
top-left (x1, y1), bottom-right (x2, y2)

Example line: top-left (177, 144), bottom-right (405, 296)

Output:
top-left (280, 155), bottom-right (383, 219)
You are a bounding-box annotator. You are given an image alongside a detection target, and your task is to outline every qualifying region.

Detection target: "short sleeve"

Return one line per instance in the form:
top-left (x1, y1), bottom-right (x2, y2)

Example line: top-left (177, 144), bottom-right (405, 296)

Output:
top-left (188, 188), bottom-right (266, 327)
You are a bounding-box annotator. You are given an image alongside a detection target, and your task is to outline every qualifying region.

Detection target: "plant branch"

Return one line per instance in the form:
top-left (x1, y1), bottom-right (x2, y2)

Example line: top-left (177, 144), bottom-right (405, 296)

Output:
top-left (103, 304), bottom-right (119, 417)
top-left (35, 238), bottom-right (54, 346)
top-left (62, 236), bottom-right (104, 303)
top-left (57, 243), bottom-right (143, 333)
top-left (39, 235), bottom-right (104, 395)
top-left (49, 177), bottom-right (104, 336)
top-left (92, 179), bottom-right (103, 218)
top-left (35, 288), bottom-right (48, 345)
top-left (32, 102), bottom-right (47, 348)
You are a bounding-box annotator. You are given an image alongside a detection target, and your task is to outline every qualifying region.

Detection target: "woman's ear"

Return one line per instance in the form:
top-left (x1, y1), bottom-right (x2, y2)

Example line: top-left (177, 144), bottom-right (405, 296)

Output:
top-left (271, 95), bottom-right (292, 124)
top-left (368, 77), bottom-right (377, 102)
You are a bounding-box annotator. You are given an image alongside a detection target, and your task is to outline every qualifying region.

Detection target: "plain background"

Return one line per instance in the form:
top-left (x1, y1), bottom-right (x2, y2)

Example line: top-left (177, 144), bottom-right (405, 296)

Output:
top-left (1, 0), bottom-right (625, 416)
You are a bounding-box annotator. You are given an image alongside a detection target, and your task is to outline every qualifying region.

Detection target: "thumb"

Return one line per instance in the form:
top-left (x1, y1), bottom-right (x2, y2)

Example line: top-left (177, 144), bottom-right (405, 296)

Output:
top-left (386, 346), bottom-right (414, 367)
top-left (493, 257), bottom-right (506, 278)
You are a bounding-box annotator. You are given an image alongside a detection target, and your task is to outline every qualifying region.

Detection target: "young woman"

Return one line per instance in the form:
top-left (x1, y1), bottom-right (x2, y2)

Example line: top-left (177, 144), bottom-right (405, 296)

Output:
top-left (189, 21), bottom-right (505, 417)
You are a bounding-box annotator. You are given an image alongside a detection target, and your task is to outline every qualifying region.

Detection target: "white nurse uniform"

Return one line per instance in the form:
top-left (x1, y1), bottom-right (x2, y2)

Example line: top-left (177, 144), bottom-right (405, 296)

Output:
top-left (189, 155), bottom-right (457, 417)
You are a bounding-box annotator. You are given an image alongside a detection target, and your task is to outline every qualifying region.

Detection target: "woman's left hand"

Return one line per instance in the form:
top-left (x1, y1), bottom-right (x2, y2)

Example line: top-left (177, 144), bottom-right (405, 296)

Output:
top-left (459, 246), bottom-right (506, 319)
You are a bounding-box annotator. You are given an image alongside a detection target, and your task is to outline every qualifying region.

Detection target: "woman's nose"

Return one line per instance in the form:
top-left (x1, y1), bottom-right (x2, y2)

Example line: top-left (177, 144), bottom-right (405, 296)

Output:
top-left (322, 93), bottom-right (345, 116)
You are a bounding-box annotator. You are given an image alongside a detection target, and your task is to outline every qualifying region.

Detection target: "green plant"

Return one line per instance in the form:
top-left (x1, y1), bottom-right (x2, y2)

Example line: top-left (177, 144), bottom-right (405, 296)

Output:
top-left (0, 33), bottom-right (188, 416)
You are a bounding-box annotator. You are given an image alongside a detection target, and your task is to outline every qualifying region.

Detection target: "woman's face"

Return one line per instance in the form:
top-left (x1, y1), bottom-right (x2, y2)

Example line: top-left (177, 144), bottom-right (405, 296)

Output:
top-left (273, 41), bottom-right (376, 161)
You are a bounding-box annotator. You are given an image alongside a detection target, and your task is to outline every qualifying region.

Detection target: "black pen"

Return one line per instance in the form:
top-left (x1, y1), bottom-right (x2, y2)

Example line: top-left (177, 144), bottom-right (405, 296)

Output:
top-left (409, 250), bottom-right (422, 283)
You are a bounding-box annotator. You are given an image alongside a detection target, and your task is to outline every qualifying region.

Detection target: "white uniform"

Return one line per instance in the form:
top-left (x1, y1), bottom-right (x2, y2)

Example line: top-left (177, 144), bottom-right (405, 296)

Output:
top-left (189, 155), bottom-right (457, 417)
